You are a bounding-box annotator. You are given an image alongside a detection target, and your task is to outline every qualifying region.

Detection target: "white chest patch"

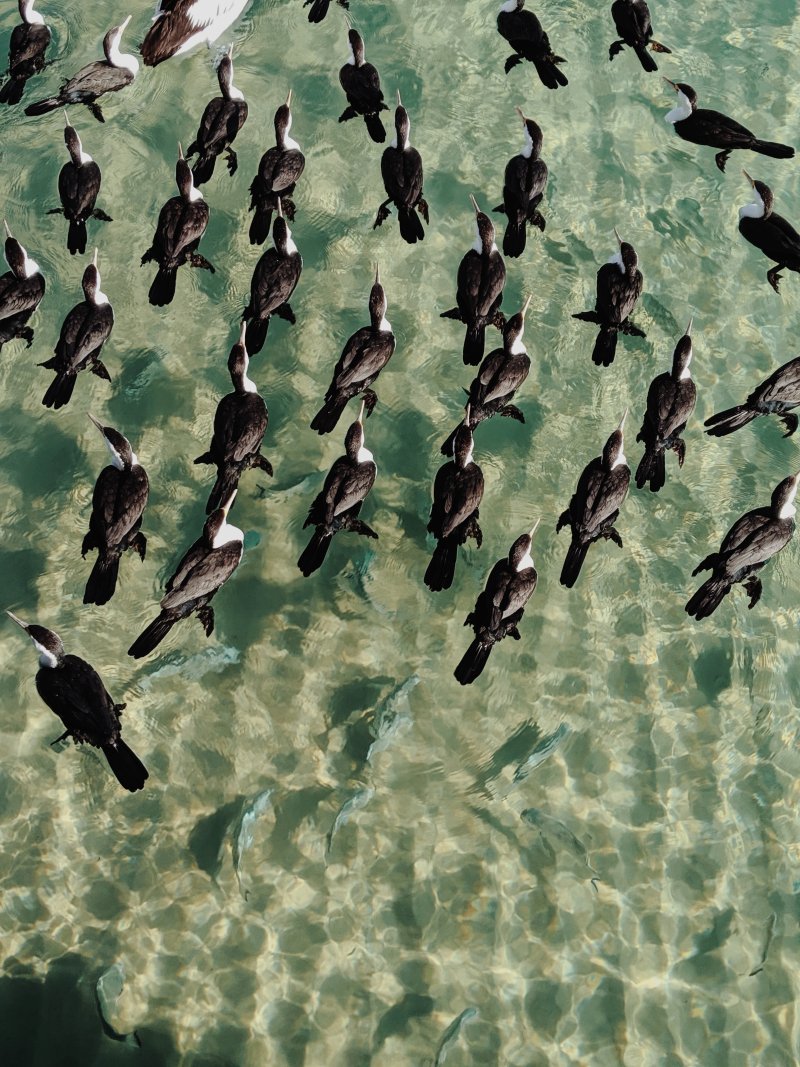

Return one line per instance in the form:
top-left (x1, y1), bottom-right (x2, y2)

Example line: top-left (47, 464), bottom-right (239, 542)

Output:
top-left (739, 196), bottom-right (765, 220)
top-left (607, 250), bottom-right (625, 272)
top-left (611, 451), bottom-right (627, 470)
top-left (212, 521), bottom-right (244, 549)
top-left (241, 373), bottom-right (257, 393)
top-left (34, 642), bottom-right (58, 668)
top-left (499, 0), bottom-right (518, 11)
top-left (509, 336), bottom-right (526, 356)
top-left (79, 149), bottom-right (93, 164)
top-left (521, 128), bottom-right (533, 159)
top-left (779, 501), bottom-right (796, 520)
top-left (665, 94), bottom-right (692, 124)
top-left (21, 251), bottom-right (40, 278)
top-left (378, 315), bottom-right (392, 333)
top-left (284, 234), bottom-right (298, 255)
top-left (283, 134), bottom-right (300, 151)
top-left (516, 549), bottom-right (534, 572)
top-left (357, 445), bottom-right (374, 464)
top-left (188, 185), bottom-right (204, 202)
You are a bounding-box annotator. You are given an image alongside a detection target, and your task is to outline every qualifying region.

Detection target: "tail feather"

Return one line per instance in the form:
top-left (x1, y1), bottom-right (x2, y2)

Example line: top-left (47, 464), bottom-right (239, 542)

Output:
top-left (398, 207), bottom-right (425, 244)
top-left (751, 139), bottom-right (795, 160)
top-left (102, 739), bottom-right (148, 792)
top-left (364, 112), bottom-right (386, 143)
top-left (192, 154), bottom-right (217, 186)
top-left (635, 448), bottom-right (666, 493)
top-left (128, 614), bottom-right (176, 659)
top-left (248, 204), bottom-right (273, 245)
top-left (307, 0), bottom-right (331, 23)
top-left (244, 316), bottom-right (269, 355)
top-left (298, 528), bottom-right (332, 576)
top-left (454, 637), bottom-right (494, 685)
top-left (686, 576), bottom-right (730, 620)
top-left (149, 267), bottom-right (177, 307)
top-left (424, 538), bottom-right (458, 592)
top-left (560, 539), bottom-right (589, 588)
top-left (67, 218), bottom-right (87, 256)
top-left (463, 323), bottom-right (485, 365)
top-left (84, 554), bottom-right (121, 606)
top-left (532, 57), bottom-right (568, 89)
top-left (634, 43), bottom-right (659, 72)
top-left (42, 372), bottom-right (76, 409)
top-left (502, 221), bottom-right (527, 258)
top-left (206, 467), bottom-right (240, 516)
top-left (592, 326), bottom-right (618, 367)
top-left (24, 95), bottom-right (61, 117)
top-left (310, 396), bottom-right (348, 435)
top-left (704, 405), bottom-right (757, 437)
top-left (0, 78), bottom-right (25, 106)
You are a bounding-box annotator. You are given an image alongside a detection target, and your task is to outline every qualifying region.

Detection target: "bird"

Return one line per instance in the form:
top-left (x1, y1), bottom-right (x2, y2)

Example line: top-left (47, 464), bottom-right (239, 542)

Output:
top-left (705, 354), bottom-right (800, 439)
top-left (40, 249), bottom-right (113, 410)
top-left (425, 411), bottom-right (485, 592)
top-left (338, 26), bottom-right (388, 143)
top-left (46, 111), bottom-right (112, 255)
top-left (0, 220), bottom-right (45, 352)
top-left (635, 319), bottom-right (696, 493)
top-left (242, 200), bottom-right (302, 355)
top-left (185, 47), bottom-right (247, 186)
top-left (82, 413), bottom-right (149, 606)
top-left (141, 143), bottom-right (214, 307)
top-left (663, 78), bottom-right (794, 173)
top-left (0, 0), bottom-right (51, 107)
top-left (248, 90), bottom-right (304, 245)
top-left (194, 321), bottom-right (273, 514)
top-left (373, 90), bottom-right (428, 244)
top-left (494, 106), bottom-right (548, 258)
top-left (298, 401), bottom-right (379, 577)
top-left (454, 521), bottom-right (539, 685)
top-left (140, 0), bottom-right (249, 67)
top-left (24, 16), bottom-right (137, 122)
top-left (440, 296), bottom-right (531, 456)
top-left (608, 0), bottom-right (671, 72)
top-left (128, 492), bottom-right (243, 658)
top-left (496, 0), bottom-right (568, 90)
top-left (686, 472), bottom-right (800, 620)
top-left (556, 412), bottom-right (630, 587)
top-left (737, 171), bottom-right (800, 294)
top-left (305, 0), bottom-right (349, 22)
top-left (441, 195), bottom-right (507, 366)
top-left (310, 264), bottom-right (396, 435)
top-left (573, 229), bottom-right (644, 367)
top-left (6, 611), bottom-right (148, 792)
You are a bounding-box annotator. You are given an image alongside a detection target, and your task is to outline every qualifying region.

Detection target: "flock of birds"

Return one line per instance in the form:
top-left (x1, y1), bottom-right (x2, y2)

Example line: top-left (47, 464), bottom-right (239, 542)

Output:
top-left (3, 0), bottom-right (800, 794)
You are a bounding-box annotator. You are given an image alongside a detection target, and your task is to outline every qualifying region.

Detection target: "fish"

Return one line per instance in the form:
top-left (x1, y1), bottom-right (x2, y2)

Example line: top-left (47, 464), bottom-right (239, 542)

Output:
top-left (513, 723), bottom-right (570, 782)
top-left (139, 645), bottom-right (240, 691)
top-left (95, 964), bottom-right (141, 1047)
top-left (367, 675), bottom-right (420, 761)
top-left (433, 1007), bottom-right (478, 1065)
top-left (521, 807), bottom-right (599, 882)
top-left (325, 786), bottom-right (375, 861)
top-left (231, 789), bottom-right (273, 898)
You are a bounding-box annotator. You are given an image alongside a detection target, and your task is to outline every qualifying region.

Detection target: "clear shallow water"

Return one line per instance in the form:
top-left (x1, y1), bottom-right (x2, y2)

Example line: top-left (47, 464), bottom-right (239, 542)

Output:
top-left (2, 0), bottom-right (800, 1064)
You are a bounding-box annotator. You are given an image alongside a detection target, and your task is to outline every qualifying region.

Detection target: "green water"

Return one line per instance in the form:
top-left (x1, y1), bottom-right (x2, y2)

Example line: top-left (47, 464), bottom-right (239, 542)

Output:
top-left (2, 0), bottom-right (800, 1063)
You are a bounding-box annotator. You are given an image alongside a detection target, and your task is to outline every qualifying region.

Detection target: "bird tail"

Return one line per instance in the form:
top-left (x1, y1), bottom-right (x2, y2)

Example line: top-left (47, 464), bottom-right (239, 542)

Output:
top-left (398, 206), bottom-right (425, 244)
top-left (102, 739), bottom-right (149, 793)
top-left (128, 614), bottom-right (175, 659)
top-left (83, 553), bottom-right (121, 606)
top-left (248, 203), bottom-right (274, 245)
top-left (149, 267), bottom-right (176, 307)
top-left (24, 95), bottom-right (62, 117)
top-left (298, 528), bottom-right (332, 576)
top-left (244, 316), bottom-right (269, 355)
top-left (704, 405), bottom-right (758, 437)
top-left (454, 637), bottom-right (494, 685)
top-left (42, 371), bottom-right (76, 409)
top-left (686, 576), bottom-right (730, 620)
top-left (502, 220), bottom-right (527, 258)
top-left (0, 77), bottom-right (25, 106)
top-left (310, 395), bottom-right (348, 435)
top-left (424, 538), bottom-right (458, 592)
top-left (67, 218), bottom-right (87, 256)
top-left (560, 539), bottom-right (589, 588)
top-left (205, 467), bottom-right (240, 516)
top-left (592, 326), bottom-right (618, 367)
top-left (751, 139), bottom-right (795, 160)
top-left (306, 0), bottom-right (331, 22)
top-left (634, 43), bottom-right (659, 72)
top-left (463, 323), bottom-right (485, 365)
top-left (635, 447), bottom-right (666, 493)
top-left (364, 112), bottom-right (386, 143)
top-left (191, 154), bottom-right (216, 186)
top-left (532, 57), bottom-right (568, 90)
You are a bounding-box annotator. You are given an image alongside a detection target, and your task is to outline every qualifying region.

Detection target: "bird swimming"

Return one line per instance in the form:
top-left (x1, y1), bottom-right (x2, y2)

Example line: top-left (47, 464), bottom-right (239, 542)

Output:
top-left (496, 0), bottom-right (568, 90)
top-left (0, 220), bottom-right (45, 352)
top-left (185, 46), bottom-right (248, 186)
top-left (25, 16), bottom-right (137, 122)
top-left (242, 199), bottom-right (302, 355)
top-left (338, 26), bottom-right (388, 143)
top-left (663, 78), bottom-right (794, 173)
top-left (373, 90), bottom-right (428, 244)
top-left (248, 90), bottom-right (304, 245)
top-left (494, 106), bottom-right (548, 258)
top-left (82, 413), bottom-right (149, 606)
top-left (737, 171), bottom-right (800, 294)
top-left (140, 0), bottom-right (250, 67)
top-left (686, 473), bottom-right (800, 619)
top-left (573, 228), bottom-right (644, 367)
top-left (0, 0), bottom-right (51, 107)
top-left (7, 611), bottom-right (148, 792)
top-left (608, 0), bottom-right (670, 72)
top-left (47, 111), bottom-right (112, 255)
top-left (705, 353), bottom-right (800, 439)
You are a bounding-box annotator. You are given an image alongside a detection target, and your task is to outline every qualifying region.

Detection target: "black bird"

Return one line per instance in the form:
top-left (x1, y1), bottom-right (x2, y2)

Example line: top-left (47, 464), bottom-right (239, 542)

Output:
top-left (305, 0), bottom-right (348, 22)
top-left (441, 296), bottom-right (531, 456)
top-left (25, 16), bottom-right (138, 122)
top-left (338, 27), bottom-right (388, 143)
top-left (705, 355), bottom-right (800, 439)
top-left (310, 264), bottom-right (396, 435)
top-left (195, 321), bottom-right (273, 514)
top-left (556, 412), bottom-right (630, 587)
top-left (608, 0), bottom-right (671, 72)
top-left (494, 106), bottom-right (548, 258)
top-left (635, 319), bottom-right (696, 493)
top-left (454, 521), bottom-right (539, 685)
top-left (298, 402), bottom-right (379, 577)
top-left (0, 0), bottom-right (51, 107)
top-left (7, 611), bottom-right (148, 792)
top-left (128, 492), bottom-right (243, 658)
top-left (373, 90), bottom-right (428, 244)
top-left (663, 78), bottom-right (794, 173)
top-left (248, 90), bottom-right (305, 245)
top-left (496, 0), bottom-right (568, 90)
top-left (425, 412), bottom-right (485, 592)
top-left (47, 111), bottom-right (112, 255)
top-left (243, 200), bottom-right (302, 355)
top-left (686, 473), bottom-right (799, 620)
top-left (737, 171), bottom-right (800, 294)
top-left (82, 413), bottom-right (149, 606)
top-left (141, 0), bottom-right (249, 67)
top-left (141, 143), bottom-right (214, 307)
top-left (186, 46), bottom-right (247, 186)
top-left (40, 249), bottom-right (113, 410)
top-left (0, 220), bottom-right (45, 352)
top-left (441, 195), bottom-right (507, 366)
top-left (573, 228), bottom-right (644, 367)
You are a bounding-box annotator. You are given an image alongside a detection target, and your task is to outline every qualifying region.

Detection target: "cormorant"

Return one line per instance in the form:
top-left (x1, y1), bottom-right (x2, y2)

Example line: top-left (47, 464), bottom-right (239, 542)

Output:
top-left (242, 200), bottom-right (302, 355)
top-left (496, 0), bottom-right (568, 90)
top-left (128, 492), bottom-right (243, 658)
top-left (305, 0), bottom-right (348, 22)
top-left (310, 264), bottom-right (395, 434)
top-left (441, 195), bottom-right (506, 366)
top-left (25, 16), bottom-right (137, 122)
top-left (7, 611), bottom-right (148, 792)
top-left (573, 228), bottom-right (644, 367)
top-left (556, 412), bottom-right (630, 587)
top-left (141, 0), bottom-right (249, 67)
top-left (494, 106), bottom-right (548, 258)
top-left (298, 401), bottom-right (379, 577)
top-left (47, 111), bottom-right (112, 255)
top-left (82, 413), bottom-right (149, 606)
top-left (663, 78), bottom-right (794, 173)
top-left (705, 354), bottom-right (800, 439)
top-left (248, 90), bottom-right (304, 245)
top-left (686, 473), bottom-right (799, 619)
top-left (454, 522), bottom-right (539, 685)
top-left (0, 0), bottom-right (51, 107)
top-left (608, 0), bottom-right (670, 72)
top-left (737, 171), bottom-right (800, 294)
top-left (0, 220), bottom-right (45, 352)
top-left (338, 27), bottom-right (388, 144)
top-left (186, 47), bottom-right (247, 186)
top-left (195, 321), bottom-right (273, 514)
top-left (373, 90), bottom-right (428, 244)
top-left (141, 143), bottom-right (214, 308)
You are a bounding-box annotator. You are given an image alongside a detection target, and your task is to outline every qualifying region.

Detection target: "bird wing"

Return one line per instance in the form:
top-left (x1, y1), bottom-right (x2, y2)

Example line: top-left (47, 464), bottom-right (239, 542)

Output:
top-left (151, 198), bottom-right (209, 267)
top-left (595, 263), bottom-right (642, 324)
top-left (258, 147), bottom-right (305, 193)
top-left (55, 302), bottom-right (113, 371)
top-left (35, 654), bottom-right (119, 743)
top-left (102, 466), bottom-right (149, 547)
top-left (644, 374), bottom-right (695, 442)
top-left (161, 542), bottom-right (242, 609)
top-left (332, 460), bottom-right (377, 517)
top-left (335, 331), bottom-right (395, 390)
top-left (251, 251), bottom-right (301, 315)
top-left (380, 147), bottom-right (423, 207)
top-left (481, 353), bottom-right (530, 404)
top-left (441, 464), bottom-right (485, 537)
top-left (695, 107), bottom-right (756, 146)
top-left (571, 459), bottom-right (630, 534)
top-left (58, 161), bottom-right (100, 219)
top-left (754, 356), bottom-right (800, 405)
top-left (226, 393), bottom-right (268, 464)
top-left (719, 512), bottom-right (794, 570)
top-left (340, 63), bottom-right (384, 112)
top-left (0, 272), bottom-right (42, 318)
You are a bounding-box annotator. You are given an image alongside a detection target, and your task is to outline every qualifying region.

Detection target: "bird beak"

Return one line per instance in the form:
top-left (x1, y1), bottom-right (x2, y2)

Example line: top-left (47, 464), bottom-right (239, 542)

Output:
top-left (63, 109), bottom-right (70, 127)
top-left (87, 412), bottom-right (105, 434)
top-left (685, 316), bottom-right (693, 336)
top-left (92, 248), bottom-right (98, 267)
top-left (221, 490), bottom-right (237, 516)
top-left (6, 610), bottom-right (29, 631)
top-left (469, 194), bottom-right (480, 215)
top-left (618, 408), bottom-right (628, 432)
top-left (227, 43), bottom-right (233, 57)
top-left (515, 105), bottom-right (527, 123)
top-left (357, 399), bottom-right (366, 424)
top-left (286, 88), bottom-right (292, 107)
top-left (613, 227), bottom-right (623, 247)
top-left (396, 89), bottom-right (402, 106)
top-left (119, 15), bottom-right (131, 34)
top-left (521, 294), bottom-right (532, 319)
top-left (663, 76), bottom-right (678, 92)
top-left (529, 518), bottom-right (541, 539)
top-left (276, 198), bottom-right (283, 219)
top-left (3, 220), bottom-right (11, 238)
top-left (742, 169), bottom-right (755, 187)
top-left (178, 141), bottom-right (184, 160)
top-left (374, 262), bottom-right (380, 286)
top-left (239, 319), bottom-right (247, 345)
